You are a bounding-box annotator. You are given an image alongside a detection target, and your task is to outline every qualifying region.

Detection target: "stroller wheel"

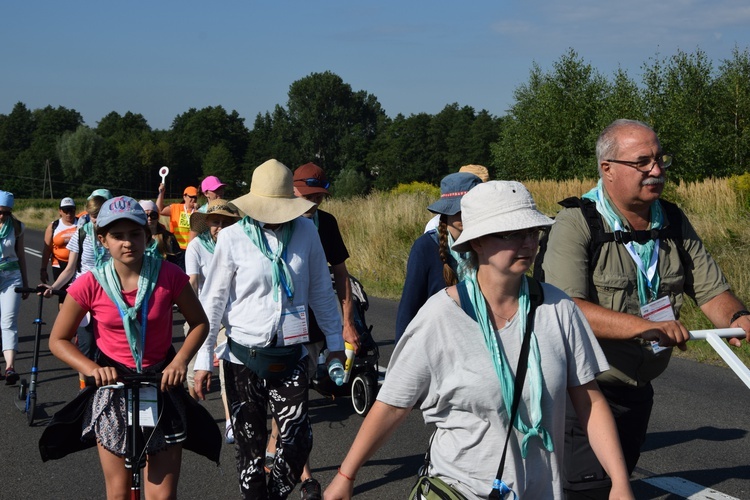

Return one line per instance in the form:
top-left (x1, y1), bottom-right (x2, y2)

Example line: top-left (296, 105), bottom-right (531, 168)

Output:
top-left (18, 379), bottom-right (28, 401)
top-left (351, 373), bottom-right (376, 417)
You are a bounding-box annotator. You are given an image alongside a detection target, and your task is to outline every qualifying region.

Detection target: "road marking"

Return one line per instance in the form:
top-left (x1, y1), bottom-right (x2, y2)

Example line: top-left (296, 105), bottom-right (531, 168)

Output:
top-left (642, 477), bottom-right (740, 499)
top-left (25, 247), bottom-right (42, 258)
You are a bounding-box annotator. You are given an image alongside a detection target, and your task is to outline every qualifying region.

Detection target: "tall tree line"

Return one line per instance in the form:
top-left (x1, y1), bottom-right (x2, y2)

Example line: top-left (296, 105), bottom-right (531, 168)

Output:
top-left (2, 47), bottom-right (750, 199)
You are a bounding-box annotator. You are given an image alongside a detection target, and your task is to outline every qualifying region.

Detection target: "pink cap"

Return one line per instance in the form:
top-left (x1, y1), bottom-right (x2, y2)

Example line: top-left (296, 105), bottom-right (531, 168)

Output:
top-left (201, 175), bottom-right (226, 193)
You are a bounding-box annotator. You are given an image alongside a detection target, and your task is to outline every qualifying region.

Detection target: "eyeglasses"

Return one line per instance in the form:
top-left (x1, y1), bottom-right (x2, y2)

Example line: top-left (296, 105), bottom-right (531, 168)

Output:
top-left (297, 178), bottom-right (330, 190)
top-left (184, 195), bottom-right (198, 201)
top-left (606, 154), bottom-right (673, 173)
top-left (147, 212), bottom-right (160, 220)
top-left (488, 228), bottom-right (547, 243)
top-left (0, 210), bottom-right (11, 216)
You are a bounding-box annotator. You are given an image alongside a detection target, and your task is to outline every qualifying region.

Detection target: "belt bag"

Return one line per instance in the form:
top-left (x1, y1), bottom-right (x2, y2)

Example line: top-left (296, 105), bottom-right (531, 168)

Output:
top-left (409, 475), bottom-right (467, 500)
top-left (228, 338), bottom-right (302, 380)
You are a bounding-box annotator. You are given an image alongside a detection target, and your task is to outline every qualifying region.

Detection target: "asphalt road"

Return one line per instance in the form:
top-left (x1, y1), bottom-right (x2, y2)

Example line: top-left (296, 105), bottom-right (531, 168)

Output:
top-left (1, 229), bottom-right (748, 499)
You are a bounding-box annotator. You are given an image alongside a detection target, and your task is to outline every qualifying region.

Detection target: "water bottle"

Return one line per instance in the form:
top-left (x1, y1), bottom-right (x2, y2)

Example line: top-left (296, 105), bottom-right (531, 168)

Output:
top-left (328, 358), bottom-right (345, 386)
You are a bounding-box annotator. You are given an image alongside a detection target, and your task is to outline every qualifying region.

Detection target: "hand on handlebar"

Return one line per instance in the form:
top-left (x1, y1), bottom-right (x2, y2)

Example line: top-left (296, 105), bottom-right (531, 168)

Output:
top-left (642, 320), bottom-right (690, 351)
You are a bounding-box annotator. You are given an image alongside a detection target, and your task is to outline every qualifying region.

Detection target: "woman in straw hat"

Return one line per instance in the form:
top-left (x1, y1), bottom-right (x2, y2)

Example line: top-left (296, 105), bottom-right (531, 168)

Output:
top-left (184, 199), bottom-right (240, 440)
top-left (193, 160), bottom-right (345, 499)
top-left (325, 181), bottom-right (633, 500)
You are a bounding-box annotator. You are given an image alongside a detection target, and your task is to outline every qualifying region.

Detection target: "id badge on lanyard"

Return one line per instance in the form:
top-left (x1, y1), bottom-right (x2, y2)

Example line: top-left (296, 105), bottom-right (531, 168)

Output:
top-left (279, 304), bottom-right (309, 345)
top-left (640, 295), bottom-right (675, 354)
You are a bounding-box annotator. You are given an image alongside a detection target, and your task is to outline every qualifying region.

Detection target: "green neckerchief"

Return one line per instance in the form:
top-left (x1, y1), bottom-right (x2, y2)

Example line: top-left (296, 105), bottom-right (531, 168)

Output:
top-left (312, 210), bottom-right (319, 229)
top-left (91, 255), bottom-right (162, 373)
top-left (0, 218), bottom-right (12, 260)
top-left (582, 180), bottom-right (663, 305)
top-left (144, 239), bottom-right (161, 260)
top-left (464, 272), bottom-right (553, 457)
top-left (239, 216), bottom-right (296, 302)
top-left (447, 232), bottom-right (472, 281)
top-left (83, 221), bottom-right (108, 267)
top-left (197, 230), bottom-right (216, 254)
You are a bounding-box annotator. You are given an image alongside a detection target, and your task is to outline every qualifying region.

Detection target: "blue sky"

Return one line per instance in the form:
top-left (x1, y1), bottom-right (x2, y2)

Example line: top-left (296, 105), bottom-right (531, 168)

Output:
top-left (2, 1), bottom-right (749, 131)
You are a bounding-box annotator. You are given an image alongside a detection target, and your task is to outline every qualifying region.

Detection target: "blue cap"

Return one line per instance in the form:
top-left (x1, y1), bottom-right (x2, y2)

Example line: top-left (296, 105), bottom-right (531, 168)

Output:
top-left (96, 196), bottom-right (148, 229)
top-left (0, 190), bottom-right (14, 209)
top-left (427, 172), bottom-right (482, 216)
top-left (88, 188), bottom-right (113, 201)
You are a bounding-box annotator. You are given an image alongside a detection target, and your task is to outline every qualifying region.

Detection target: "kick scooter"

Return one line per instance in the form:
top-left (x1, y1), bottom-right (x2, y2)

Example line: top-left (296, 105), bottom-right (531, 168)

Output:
top-left (14, 285), bottom-right (64, 425)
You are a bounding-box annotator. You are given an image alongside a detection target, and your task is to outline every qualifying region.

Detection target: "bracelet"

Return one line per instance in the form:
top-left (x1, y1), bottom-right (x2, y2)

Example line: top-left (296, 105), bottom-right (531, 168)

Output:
top-left (730, 310), bottom-right (750, 324)
top-left (337, 467), bottom-right (355, 482)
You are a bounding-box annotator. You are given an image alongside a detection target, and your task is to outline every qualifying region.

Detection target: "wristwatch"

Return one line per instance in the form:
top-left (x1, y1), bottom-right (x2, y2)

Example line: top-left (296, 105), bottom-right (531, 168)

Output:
top-left (729, 310), bottom-right (750, 324)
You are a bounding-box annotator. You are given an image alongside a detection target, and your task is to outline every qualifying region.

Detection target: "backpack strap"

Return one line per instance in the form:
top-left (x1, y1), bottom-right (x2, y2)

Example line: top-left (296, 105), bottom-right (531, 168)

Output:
top-left (76, 227), bottom-right (87, 273)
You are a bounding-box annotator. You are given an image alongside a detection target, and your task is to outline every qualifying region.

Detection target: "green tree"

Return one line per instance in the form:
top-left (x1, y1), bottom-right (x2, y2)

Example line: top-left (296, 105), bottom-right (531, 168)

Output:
top-left (492, 49), bottom-right (608, 180)
top-left (203, 144), bottom-right (240, 197)
top-left (57, 126), bottom-right (108, 195)
top-left (715, 45), bottom-right (750, 174)
top-left (168, 106), bottom-right (250, 195)
top-left (642, 49), bottom-right (720, 180)
top-left (285, 71), bottom-right (386, 180)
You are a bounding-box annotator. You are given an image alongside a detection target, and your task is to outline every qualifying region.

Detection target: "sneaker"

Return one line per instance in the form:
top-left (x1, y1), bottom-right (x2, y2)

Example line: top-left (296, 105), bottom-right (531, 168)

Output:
top-left (225, 420), bottom-right (235, 445)
top-left (264, 452), bottom-right (275, 474)
top-left (5, 369), bottom-right (19, 385)
top-left (299, 478), bottom-right (322, 500)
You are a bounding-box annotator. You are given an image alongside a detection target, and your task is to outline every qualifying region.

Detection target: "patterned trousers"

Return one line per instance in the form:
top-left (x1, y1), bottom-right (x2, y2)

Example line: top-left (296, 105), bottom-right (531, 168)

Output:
top-left (223, 358), bottom-right (312, 500)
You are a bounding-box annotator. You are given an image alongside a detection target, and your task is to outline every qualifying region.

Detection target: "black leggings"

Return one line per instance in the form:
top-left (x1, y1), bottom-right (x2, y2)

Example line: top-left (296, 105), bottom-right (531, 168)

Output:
top-left (224, 358), bottom-right (312, 500)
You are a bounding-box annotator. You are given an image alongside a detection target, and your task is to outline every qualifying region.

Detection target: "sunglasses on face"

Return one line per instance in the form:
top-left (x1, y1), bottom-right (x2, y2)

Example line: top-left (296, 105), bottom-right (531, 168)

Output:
top-left (0, 210), bottom-right (11, 217)
top-left (297, 178), bottom-right (330, 190)
top-left (184, 195), bottom-right (198, 201)
top-left (61, 207), bottom-right (75, 214)
top-left (147, 212), bottom-right (160, 220)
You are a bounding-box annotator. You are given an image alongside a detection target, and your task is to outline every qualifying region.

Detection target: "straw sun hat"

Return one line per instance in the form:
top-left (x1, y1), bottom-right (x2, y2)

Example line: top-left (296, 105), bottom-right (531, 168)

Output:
top-left (230, 159), bottom-right (314, 224)
top-left (452, 181), bottom-right (554, 253)
top-left (189, 199), bottom-right (241, 234)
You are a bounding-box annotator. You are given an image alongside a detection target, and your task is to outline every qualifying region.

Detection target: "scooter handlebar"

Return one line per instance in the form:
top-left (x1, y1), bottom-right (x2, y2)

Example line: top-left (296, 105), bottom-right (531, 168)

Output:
top-left (83, 372), bottom-right (163, 388)
top-left (15, 286), bottom-right (64, 296)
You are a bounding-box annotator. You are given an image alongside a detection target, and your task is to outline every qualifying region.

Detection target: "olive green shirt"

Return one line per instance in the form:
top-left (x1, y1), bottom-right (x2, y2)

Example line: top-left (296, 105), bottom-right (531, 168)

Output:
top-left (541, 196), bottom-right (729, 387)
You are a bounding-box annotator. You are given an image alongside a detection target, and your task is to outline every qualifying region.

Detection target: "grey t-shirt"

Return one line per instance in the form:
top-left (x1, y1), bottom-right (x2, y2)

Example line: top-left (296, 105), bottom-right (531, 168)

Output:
top-left (378, 285), bottom-right (608, 499)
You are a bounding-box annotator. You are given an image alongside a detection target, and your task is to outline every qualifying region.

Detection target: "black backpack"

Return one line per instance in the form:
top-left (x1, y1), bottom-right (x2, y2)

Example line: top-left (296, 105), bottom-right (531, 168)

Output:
top-left (534, 197), bottom-right (685, 282)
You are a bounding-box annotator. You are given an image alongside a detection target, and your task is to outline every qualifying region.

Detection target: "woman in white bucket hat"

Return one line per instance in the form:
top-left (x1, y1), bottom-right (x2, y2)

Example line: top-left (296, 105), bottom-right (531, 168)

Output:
top-left (326, 181), bottom-right (633, 499)
top-left (193, 159), bottom-right (344, 499)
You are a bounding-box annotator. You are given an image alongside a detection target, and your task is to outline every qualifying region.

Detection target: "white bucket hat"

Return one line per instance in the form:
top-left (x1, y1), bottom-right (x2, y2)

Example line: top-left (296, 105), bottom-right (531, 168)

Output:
top-left (452, 181), bottom-right (554, 253)
top-left (230, 159), bottom-right (314, 224)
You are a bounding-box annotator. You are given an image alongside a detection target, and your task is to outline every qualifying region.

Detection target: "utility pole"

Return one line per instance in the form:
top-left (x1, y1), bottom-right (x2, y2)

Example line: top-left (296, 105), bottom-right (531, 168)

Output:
top-left (41, 159), bottom-right (54, 199)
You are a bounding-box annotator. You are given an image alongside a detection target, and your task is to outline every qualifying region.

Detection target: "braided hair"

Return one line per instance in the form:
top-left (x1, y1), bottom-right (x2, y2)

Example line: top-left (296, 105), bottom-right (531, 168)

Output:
top-left (437, 215), bottom-right (459, 286)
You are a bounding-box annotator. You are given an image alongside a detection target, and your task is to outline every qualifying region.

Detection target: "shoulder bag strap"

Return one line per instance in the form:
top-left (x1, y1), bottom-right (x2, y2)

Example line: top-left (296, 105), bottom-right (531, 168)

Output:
top-left (489, 277), bottom-right (544, 499)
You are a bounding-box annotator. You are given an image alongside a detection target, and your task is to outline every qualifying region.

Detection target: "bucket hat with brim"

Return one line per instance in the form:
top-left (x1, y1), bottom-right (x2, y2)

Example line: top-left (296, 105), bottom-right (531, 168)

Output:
top-left (427, 172), bottom-right (482, 216)
top-left (230, 159), bottom-right (314, 224)
top-left (452, 181), bottom-right (554, 253)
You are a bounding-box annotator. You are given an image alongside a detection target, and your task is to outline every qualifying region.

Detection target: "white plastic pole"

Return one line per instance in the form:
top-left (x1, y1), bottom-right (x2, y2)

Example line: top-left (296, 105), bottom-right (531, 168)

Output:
top-left (688, 328), bottom-right (745, 340)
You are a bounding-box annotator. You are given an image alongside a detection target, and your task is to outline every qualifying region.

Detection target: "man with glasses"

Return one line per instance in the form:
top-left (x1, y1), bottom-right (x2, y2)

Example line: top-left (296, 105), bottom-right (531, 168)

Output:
top-left (40, 197), bottom-right (78, 305)
top-left (540, 119), bottom-right (750, 499)
top-left (156, 183), bottom-right (199, 251)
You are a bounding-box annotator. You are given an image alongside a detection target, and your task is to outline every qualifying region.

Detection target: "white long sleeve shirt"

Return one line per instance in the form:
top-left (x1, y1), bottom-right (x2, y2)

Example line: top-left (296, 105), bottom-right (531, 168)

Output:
top-left (194, 216), bottom-right (343, 372)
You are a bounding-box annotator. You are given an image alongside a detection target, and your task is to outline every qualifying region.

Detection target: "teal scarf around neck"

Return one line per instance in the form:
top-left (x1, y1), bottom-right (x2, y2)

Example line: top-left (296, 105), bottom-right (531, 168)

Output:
top-left (0, 218), bottom-right (12, 260)
top-left (582, 180), bottom-right (663, 305)
top-left (239, 216), bottom-right (296, 302)
top-left (91, 255), bottom-right (162, 372)
top-left (447, 232), bottom-right (472, 282)
top-left (197, 230), bottom-right (216, 254)
top-left (464, 272), bottom-right (553, 457)
top-left (83, 221), bottom-right (108, 267)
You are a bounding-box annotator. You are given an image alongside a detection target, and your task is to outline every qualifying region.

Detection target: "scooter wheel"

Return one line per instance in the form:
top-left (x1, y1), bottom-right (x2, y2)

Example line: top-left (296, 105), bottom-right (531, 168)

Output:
top-left (351, 373), bottom-right (376, 417)
top-left (18, 379), bottom-right (28, 400)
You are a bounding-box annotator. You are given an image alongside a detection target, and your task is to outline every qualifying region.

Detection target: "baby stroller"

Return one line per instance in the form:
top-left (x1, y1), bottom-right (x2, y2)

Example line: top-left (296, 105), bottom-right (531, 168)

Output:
top-left (311, 274), bottom-right (381, 416)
